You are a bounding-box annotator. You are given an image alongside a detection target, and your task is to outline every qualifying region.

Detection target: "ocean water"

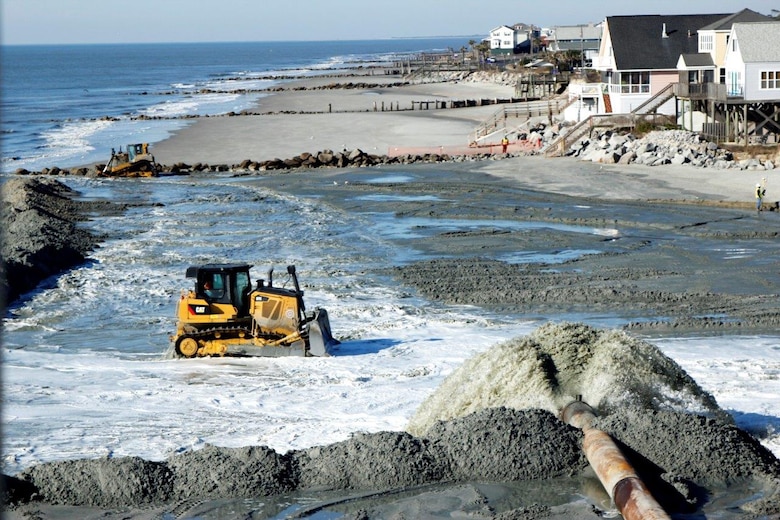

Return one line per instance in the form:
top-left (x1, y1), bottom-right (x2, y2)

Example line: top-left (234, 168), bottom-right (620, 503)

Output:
top-left (0, 38), bottom-right (468, 173)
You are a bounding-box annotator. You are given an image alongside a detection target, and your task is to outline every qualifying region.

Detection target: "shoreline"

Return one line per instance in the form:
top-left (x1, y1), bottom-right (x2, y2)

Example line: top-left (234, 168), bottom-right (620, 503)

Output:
top-left (149, 71), bottom-right (777, 209)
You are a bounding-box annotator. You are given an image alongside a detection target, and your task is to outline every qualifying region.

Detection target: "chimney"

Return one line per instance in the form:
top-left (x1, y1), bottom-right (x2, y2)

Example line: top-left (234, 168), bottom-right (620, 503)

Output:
top-left (662, 23), bottom-right (668, 38)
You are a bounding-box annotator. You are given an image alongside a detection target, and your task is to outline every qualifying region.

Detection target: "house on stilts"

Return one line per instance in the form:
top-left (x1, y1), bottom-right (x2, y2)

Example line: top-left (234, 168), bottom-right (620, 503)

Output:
top-left (562, 8), bottom-right (780, 146)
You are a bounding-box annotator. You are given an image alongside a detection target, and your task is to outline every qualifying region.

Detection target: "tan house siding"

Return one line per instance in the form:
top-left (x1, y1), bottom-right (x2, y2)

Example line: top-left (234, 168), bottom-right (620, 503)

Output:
top-left (651, 71), bottom-right (678, 93)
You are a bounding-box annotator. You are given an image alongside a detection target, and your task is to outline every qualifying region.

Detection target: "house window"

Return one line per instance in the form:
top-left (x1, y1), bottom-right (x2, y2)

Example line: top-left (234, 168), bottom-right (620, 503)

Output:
top-left (619, 71), bottom-right (650, 93)
top-left (760, 70), bottom-right (780, 89)
top-left (699, 34), bottom-right (714, 52)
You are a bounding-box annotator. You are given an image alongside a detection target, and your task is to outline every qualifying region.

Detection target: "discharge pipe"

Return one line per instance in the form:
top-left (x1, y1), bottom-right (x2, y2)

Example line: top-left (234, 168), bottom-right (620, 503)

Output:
top-left (561, 399), bottom-right (671, 520)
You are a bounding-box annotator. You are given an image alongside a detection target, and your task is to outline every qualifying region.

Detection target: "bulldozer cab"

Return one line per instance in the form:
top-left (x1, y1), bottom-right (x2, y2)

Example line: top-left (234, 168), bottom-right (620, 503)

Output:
top-left (127, 143), bottom-right (148, 162)
top-left (187, 264), bottom-right (253, 317)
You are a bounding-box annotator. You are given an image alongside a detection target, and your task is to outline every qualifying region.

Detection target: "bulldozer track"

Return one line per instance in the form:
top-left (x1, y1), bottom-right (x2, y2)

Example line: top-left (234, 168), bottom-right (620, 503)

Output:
top-left (183, 325), bottom-right (254, 339)
top-left (174, 325), bottom-right (295, 357)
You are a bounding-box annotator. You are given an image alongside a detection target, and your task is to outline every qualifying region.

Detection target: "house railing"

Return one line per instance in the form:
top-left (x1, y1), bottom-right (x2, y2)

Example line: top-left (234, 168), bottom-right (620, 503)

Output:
top-left (605, 83), bottom-right (650, 95)
top-left (471, 97), bottom-right (574, 143)
top-left (674, 82), bottom-right (727, 101)
top-left (631, 82), bottom-right (676, 114)
top-left (727, 85), bottom-right (745, 98)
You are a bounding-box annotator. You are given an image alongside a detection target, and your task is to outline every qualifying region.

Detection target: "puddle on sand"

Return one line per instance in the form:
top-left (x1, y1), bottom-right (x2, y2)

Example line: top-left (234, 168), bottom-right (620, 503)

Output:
top-left (367, 213), bottom-right (618, 241)
top-left (353, 194), bottom-right (444, 202)
top-left (364, 174), bottom-right (414, 184)
top-left (498, 249), bottom-right (602, 264)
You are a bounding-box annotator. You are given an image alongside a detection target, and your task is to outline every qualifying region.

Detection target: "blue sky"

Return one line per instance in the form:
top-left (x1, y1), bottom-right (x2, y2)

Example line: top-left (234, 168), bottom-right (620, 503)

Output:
top-left (2, 0), bottom-right (777, 45)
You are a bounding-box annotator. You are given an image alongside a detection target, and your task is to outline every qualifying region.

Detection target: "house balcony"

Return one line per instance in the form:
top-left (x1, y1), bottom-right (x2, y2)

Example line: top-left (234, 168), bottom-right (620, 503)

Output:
top-left (674, 82), bottom-right (727, 101)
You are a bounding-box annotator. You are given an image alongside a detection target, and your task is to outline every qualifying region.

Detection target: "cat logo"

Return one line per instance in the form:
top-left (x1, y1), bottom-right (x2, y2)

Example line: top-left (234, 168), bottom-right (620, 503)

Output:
top-left (188, 304), bottom-right (209, 315)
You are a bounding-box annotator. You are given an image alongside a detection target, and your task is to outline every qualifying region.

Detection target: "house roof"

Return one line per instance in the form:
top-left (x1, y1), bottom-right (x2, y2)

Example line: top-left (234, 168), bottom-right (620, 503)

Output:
top-left (678, 53), bottom-right (715, 69)
top-left (554, 24), bottom-right (603, 41)
top-left (733, 22), bottom-right (780, 62)
top-left (699, 8), bottom-right (772, 31)
top-left (607, 14), bottom-right (729, 71)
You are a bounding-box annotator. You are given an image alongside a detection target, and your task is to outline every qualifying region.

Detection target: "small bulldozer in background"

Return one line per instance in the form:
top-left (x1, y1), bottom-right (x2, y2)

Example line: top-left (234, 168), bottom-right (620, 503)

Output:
top-left (101, 143), bottom-right (158, 177)
top-left (171, 264), bottom-right (338, 358)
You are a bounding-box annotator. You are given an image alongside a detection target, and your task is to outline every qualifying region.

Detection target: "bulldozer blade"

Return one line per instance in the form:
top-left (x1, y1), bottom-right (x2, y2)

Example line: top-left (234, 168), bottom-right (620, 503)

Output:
top-left (307, 308), bottom-right (339, 356)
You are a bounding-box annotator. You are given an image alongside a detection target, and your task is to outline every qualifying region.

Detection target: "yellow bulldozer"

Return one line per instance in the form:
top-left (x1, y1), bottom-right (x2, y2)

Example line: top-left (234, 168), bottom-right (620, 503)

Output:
top-left (171, 264), bottom-right (338, 358)
top-left (101, 143), bottom-right (158, 177)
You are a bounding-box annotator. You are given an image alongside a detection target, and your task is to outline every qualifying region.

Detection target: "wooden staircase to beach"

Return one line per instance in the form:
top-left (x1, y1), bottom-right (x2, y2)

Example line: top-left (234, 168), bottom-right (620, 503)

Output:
top-left (631, 83), bottom-right (676, 115)
top-left (543, 113), bottom-right (641, 157)
top-left (471, 96), bottom-right (574, 144)
top-left (544, 83), bottom-right (680, 157)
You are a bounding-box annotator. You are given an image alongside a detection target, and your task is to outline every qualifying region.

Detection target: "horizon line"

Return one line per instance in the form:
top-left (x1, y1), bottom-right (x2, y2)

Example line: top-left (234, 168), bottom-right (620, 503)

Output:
top-left (0, 35), bottom-right (487, 47)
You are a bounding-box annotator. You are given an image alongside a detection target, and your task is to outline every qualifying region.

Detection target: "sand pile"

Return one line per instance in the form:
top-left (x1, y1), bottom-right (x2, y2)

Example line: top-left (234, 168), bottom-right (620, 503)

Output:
top-left (4, 323), bottom-right (779, 518)
top-left (1, 178), bottom-right (97, 303)
top-left (406, 322), bottom-right (729, 435)
top-left (1, 177), bottom-right (129, 305)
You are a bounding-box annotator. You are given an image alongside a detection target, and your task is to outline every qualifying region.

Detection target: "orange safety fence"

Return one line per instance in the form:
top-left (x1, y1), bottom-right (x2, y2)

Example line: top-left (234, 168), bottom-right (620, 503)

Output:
top-left (387, 139), bottom-right (541, 158)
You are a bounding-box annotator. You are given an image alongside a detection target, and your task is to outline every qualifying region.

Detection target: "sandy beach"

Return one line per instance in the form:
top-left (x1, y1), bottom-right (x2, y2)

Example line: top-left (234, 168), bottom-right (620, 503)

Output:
top-left (153, 70), bottom-right (778, 205)
top-left (153, 73), bottom-right (524, 164)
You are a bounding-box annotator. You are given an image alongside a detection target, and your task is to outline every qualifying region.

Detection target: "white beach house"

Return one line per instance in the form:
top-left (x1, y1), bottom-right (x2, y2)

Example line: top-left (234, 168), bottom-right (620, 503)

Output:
top-left (724, 21), bottom-right (780, 100)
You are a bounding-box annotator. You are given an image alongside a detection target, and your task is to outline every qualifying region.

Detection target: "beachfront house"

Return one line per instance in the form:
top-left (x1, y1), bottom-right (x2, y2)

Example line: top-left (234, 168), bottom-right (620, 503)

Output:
top-left (694, 9), bottom-right (771, 85)
top-left (590, 13), bottom-right (729, 115)
top-left (672, 12), bottom-right (779, 142)
top-left (547, 23), bottom-right (602, 68)
top-left (724, 21), bottom-right (780, 100)
top-left (553, 9), bottom-right (780, 145)
top-left (566, 14), bottom-right (724, 121)
top-left (489, 24), bottom-right (540, 55)
top-left (489, 26), bottom-right (518, 54)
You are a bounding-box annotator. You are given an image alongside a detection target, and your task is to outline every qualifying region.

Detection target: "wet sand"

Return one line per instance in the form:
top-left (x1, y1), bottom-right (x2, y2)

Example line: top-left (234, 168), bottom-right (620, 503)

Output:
top-left (151, 69), bottom-right (780, 333)
top-left (247, 155), bottom-right (780, 333)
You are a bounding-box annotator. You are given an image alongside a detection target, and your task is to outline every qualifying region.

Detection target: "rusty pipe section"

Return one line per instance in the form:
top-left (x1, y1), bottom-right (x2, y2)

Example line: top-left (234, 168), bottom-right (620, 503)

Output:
top-left (561, 400), bottom-right (671, 520)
